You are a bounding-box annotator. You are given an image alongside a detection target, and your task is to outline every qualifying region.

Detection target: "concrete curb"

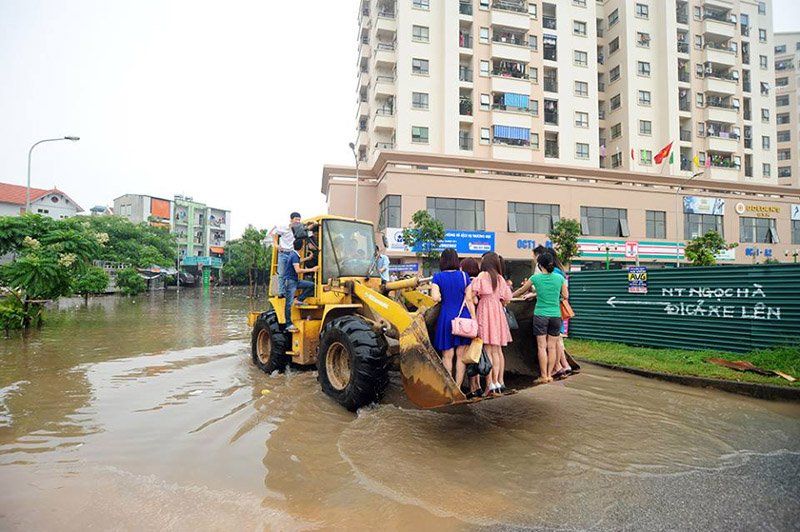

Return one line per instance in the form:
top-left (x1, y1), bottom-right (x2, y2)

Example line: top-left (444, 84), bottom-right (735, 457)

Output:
top-left (575, 358), bottom-right (800, 402)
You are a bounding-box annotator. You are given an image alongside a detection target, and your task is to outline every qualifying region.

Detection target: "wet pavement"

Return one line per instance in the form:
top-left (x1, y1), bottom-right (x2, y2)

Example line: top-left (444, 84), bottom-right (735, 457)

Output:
top-left (0, 288), bottom-right (798, 530)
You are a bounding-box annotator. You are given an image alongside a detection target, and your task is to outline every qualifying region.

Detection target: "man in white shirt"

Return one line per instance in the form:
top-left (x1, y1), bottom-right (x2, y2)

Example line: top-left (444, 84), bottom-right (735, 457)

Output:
top-left (269, 212), bottom-right (302, 298)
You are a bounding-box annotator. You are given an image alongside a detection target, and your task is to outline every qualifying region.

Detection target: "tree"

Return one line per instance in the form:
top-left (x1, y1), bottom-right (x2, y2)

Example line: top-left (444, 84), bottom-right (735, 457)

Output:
top-left (684, 230), bottom-right (737, 266)
top-left (73, 266), bottom-right (110, 304)
top-left (222, 226), bottom-right (269, 295)
top-left (549, 218), bottom-right (581, 268)
top-left (0, 299), bottom-right (25, 337)
top-left (116, 268), bottom-right (147, 296)
top-left (401, 210), bottom-right (445, 275)
top-left (82, 215), bottom-right (177, 267)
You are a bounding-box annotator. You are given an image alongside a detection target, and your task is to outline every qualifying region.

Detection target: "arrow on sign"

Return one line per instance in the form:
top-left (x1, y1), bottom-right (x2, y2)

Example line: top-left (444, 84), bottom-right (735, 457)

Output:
top-left (606, 296), bottom-right (670, 308)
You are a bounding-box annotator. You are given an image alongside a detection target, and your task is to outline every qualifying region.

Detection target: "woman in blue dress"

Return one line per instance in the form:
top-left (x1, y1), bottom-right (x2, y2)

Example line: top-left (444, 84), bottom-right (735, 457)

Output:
top-left (431, 248), bottom-right (471, 389)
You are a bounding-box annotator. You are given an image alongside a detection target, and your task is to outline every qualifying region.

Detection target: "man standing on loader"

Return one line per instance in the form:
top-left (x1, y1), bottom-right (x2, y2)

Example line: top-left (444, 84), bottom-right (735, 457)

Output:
top-left (269, 212), bottom-right (306, 297)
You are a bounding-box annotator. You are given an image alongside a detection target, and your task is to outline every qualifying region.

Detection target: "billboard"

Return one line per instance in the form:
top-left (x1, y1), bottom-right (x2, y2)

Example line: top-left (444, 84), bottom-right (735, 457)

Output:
top-left (683, 196), bottom-right (725, 215)
top-left (385, 228), bottom-right (495, 255)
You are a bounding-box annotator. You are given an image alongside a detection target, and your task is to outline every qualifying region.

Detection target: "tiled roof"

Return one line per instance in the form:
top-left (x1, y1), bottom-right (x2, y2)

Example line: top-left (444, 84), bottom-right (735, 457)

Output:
top-left (0, 182), bottom-right (83, 212)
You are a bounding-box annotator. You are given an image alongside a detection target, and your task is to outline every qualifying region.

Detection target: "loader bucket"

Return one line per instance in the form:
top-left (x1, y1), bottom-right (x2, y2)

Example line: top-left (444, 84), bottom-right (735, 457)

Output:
top-left (398, 299), bottom-right (580, 410)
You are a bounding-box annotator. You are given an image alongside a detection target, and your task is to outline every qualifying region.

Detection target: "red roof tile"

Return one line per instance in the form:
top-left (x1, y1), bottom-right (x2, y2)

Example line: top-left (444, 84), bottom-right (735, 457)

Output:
top-left (0, 182), bottom-right (83, 212)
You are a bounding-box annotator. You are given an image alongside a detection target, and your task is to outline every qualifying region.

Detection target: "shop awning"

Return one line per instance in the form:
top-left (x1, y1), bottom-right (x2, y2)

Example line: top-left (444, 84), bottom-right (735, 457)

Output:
top-left (493, 125), bottom-right (530, 141)
top-left (210, 246), bottom-right (225, 254)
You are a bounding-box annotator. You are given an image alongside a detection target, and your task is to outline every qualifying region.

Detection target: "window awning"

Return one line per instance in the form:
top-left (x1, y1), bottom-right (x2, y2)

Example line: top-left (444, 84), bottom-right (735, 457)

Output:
top-left (210, 246), bottom-right (225, 254)
top-left (493, 125), bottom-right (530, 141)
top-left (503, 93), bottom-right (530, 108)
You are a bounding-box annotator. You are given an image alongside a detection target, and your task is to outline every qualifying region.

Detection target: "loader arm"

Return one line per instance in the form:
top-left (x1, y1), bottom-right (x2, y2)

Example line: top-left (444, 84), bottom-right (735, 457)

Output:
top-left (351, 281), bottom-right (466, 408)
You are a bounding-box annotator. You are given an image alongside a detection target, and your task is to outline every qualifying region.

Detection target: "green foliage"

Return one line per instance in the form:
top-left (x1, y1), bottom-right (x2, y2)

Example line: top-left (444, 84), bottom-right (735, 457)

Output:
top-left (548, 218), bottom-right (581, 267)
top-left (684, 230), bottom-right (737, 266)
top-left (401, 210), bottom-right (445, 274)
top-left (1, 245), bottom-right (74, 301)
top-left (222, 226), bottom-right (269, 287)
top-left (116, 268), bottom-right (147, 296)
top-left (73, 266), bottom-right (110, 301)
top-left (83, 216), bottom-right (176, 267)
top-left (0, 299), bottom-right (25, 334)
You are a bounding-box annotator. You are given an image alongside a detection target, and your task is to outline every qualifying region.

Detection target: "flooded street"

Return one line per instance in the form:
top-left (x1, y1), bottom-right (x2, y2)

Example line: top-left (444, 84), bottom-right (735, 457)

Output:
top-left (0, 288), bottom-right (798, 531)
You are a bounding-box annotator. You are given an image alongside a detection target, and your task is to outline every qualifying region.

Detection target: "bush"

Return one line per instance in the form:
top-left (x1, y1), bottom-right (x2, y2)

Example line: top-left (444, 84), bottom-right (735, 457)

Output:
top-left (0, 299), bottom-right (25, 335)
top-left (73, 266), bottom-right (110, 303)
top-left (116, 268), bottom-right (147, 296)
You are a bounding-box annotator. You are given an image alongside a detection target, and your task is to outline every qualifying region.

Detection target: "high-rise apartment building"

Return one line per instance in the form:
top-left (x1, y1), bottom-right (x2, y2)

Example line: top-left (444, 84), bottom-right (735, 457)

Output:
top-left (354, 0), bottom-right (778, 184)
top-left (774, 31), bottom-right (800, 188)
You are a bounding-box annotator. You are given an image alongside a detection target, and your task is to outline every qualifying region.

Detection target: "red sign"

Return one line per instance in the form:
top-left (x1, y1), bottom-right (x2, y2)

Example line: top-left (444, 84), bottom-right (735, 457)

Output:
top-left (625, 241), bottom-right (639, 258)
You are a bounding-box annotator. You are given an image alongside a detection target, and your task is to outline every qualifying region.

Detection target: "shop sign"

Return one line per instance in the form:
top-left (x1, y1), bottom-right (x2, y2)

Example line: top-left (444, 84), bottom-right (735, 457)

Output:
top-left (735, 202), bottom-right (781, 218)
top-left (683, 196), bottom-right (725, 215)
top-left (516, 239), bottom-right (552, 250)
top-left (578, 239), bottom-right (686, 260)
top-left (745, 247), bottom-right (773, 258)
top-left (385, 228), bottom-right (495, 255)
top-left (627, 266), bottom-right (648, 294)
top-left (181, 256), bottom-right (222, 268)
top-left (389, 263), bottom-right (419, 274)
top-left (792, 205), bottom-right (800, 221)
top-left (624, 241), bottom-right (639, 258)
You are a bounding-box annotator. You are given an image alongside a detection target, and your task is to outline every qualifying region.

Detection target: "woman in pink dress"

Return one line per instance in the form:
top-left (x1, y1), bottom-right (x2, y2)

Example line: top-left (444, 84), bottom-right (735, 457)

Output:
top-left (466, 252), bottom-right (513, 395)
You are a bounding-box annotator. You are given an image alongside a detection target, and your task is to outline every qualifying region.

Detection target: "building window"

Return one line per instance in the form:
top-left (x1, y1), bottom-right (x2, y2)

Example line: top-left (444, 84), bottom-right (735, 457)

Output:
top-left (793, 220), bottom-right (800, 244)
top-left (777, 95), bottom-right (789, 106)
top-left (759, 29), bottom-right (767, 43)
top-left (532, 132), bottom-right (539, 149)
top-left (611, 122), bottom-right (622, 138)
top-left (574, 81), bottom-right (588, 96)
top-left (576, 142), bottom-right (590, 159)
top-left (529, 35), bottom-right (538, 50)
top-left (412, 58), bottom-right (429, 75)
top-left (779, 166), bottom-right (792, 178)
top-left (580, 207), bottom-right (629, 237)
top-left (775, 44), bottom-right (787, 54)
top-left (574, 50), bottom-right (588, 66)
top-left (759, 55), bottom-right (767, 69)
top-left (646, 210), bottom-right (666, 239)
top-left (378, 195), bottom-right (401, 230)
top-left (762, 163), bottom-right (771, 177)
top-left (412, 126), bottom-right (429, 143)
top-left (778, 130), bottom-right (791, 142)
top-left (778, 149), bottom-right (791, 161)
top-left (480, 0), bottom-right (489, 8)
top-left (529, 3), bottom-right (538, 17)
top-left (762, 135), bottom-right (770, 149)
top-left (412, 92), bottom-right (429, 109)
top-left (412, 25), bottom-right (430, 42)
top-left (573, 20), bottom-right (587, 36)
top-left (635, 3), bottom-right (649, 18)
top-left (479, 27), bottom-right (489, 44)
top-left (696, 93), bottom-right (704, 107)
top-left (610, 65), bottom-right (620, 82)
top-left (507, 202), bottom-right (560, 233)
top-left (575, 112), bottom-right (589, 128)
top-left (685, 213), bottom-right (723, 239)
top-left (741, 217), bottom-right (778, 243)
top-left (636, 32), bottom-right (650, 47)
top-left (610, 94), bottom-right (621, 110)
top-left (529, 66), bottom-right (538, 83)
top-left (427, 197), bottom-right (485, 231)
top-left (761, 108), bottom-right (770, 122)
top-left (480, 60), bottom-right (489, 76)
top-left (480, 127), bottom-right (490, 143)
top-left (609, 37), bottom-right (619, 54)
top-left (531, 99), bottom-right (539, 116)
top-left (480, 93), bottom-right (490, 111)
top-left (413, 0), bottom-right (430, 9)
top-left (608, 9), bottom-right (619, 27)
top-left (758, 1), bottom-right (766, 14)
top-left (638, 90), bottom-right (651, 105)
top-left (640, 149), bottom-right (653, 165)
top-left (637, 61), bottom-right (651, 77)
top-left (639, 120), bottom-right (652, 135)
top-left (611, 152), bottom-right (622, 168)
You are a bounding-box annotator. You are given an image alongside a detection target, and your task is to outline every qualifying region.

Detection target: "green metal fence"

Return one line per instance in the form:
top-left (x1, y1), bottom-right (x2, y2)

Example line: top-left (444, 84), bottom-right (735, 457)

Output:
top-left (567, 264), bottom-right (800, 353)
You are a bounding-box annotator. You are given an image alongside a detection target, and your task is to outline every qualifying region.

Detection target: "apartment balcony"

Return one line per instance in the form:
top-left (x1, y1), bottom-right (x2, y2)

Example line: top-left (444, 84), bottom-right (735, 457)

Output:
top-left (359, 42), bottom-right (371, 62)
top-left (459, 133), bottom-right (473, 151)
top-left (544, 141), bottom-right (559, 159)
top-left (459, 32), bottom-right (473, 49)
top-left (357, 100), bottom-right (369, 119)
top-left (704, 43), bottom-right (737, 66)
top-left (680, 129), bottom-right (692, 142)
top-left (374, 12), bottom-right (397, 37)
top-left (491, 61), bottom-right (528, 80)
top-left (775, 60), bottom-right (795, 72)
top-left (544, 111), bottom-right (558, 126)
top-left (703, 74), bottom-right (737, 94)
top-left (676, 12), bottom-right (688, 25)
top-left (492, 41), bottom-right (531, 63)
top-left (357, 70), bottom-right (369, 91)
top-left (543, 78), bottom-right (557, 93)
top-left (491, 74), bottom-right (530, 95)
top-left (678, 70), bottom-right (690, 82)
top-left (677, 42), bottom-right (689, 54)
top-left (459, 66), bottom-right (474, 83)
top-left (542, 16), bottom-right (556, 30)
top-left (374, 141), bottom-right (395, 151)
top-left (705, 102), bottom-right (739, 123)
top-left (679, 99), bottom-right (691, 112)
top-left (707, 134), bottom-right (739, 152)
top-left (490, 1), bottom-right (529, 29)
top-left (708, 164), bottom-right (740, 181)
top-left (703, 14), bottom-right (736, 39)
top-left (459, 1), bottom-right (473, 16)
top-left (372, 75), bottom-right (396, 97)
top-left (459, 98), bottom-right (473, 116)
top-left (372, 109), bottom-right (395, 131)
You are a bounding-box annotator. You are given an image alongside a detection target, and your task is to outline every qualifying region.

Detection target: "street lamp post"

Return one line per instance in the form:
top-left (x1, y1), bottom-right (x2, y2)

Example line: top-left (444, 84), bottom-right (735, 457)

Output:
top-left (26, 136), bottom-right (80, 212)
top-left (348, 142), bottom-right (360, 219)
top-left (674, 170), bottom-right (704, 267)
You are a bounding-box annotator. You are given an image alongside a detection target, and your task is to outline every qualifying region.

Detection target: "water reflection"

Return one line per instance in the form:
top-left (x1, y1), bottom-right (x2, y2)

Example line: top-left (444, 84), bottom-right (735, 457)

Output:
top-left (0, 288), bottom-right (797, 530)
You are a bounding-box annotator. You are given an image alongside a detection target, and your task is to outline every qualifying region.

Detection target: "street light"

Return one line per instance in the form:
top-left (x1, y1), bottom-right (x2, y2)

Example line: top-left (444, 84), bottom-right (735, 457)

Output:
top-left (674, 170), bottom-right (704, 267)
top-left (348, 141), bottom-right (360, 219)
top-left (26, 136), bottom-right (80, 212)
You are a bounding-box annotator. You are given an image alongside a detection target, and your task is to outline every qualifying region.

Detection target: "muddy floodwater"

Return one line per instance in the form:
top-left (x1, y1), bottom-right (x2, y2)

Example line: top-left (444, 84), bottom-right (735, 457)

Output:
top-left (0, 288), bottom-right (798, 531)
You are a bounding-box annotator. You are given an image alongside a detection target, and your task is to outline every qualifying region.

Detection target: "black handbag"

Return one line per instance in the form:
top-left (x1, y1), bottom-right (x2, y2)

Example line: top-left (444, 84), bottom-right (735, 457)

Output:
top-left (466, 350), bottom-right (494, 378)
top-left (505, 307), bottom-right (519, 330)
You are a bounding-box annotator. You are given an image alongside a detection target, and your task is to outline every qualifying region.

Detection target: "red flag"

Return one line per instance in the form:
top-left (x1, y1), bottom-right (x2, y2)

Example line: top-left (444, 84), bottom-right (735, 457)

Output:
top-left (654, 141), bottom-right (674, 164)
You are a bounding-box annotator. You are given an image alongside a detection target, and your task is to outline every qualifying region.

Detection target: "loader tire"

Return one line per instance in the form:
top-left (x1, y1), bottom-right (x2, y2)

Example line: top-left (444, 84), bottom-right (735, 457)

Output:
top-left (251, 311), bottom-right (290, 374)
top-left (317, 315), bottom-right (388, 412)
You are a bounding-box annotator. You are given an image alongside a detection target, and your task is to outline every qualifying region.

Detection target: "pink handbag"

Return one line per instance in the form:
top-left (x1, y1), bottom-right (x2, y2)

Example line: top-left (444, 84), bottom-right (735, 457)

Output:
top-left (451, 272), bottom-right (478, 338)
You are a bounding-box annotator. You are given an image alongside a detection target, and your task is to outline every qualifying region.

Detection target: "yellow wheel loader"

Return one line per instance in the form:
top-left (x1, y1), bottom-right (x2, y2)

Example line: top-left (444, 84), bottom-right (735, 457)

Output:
top-left (248, 215), bottom-right (579, 412)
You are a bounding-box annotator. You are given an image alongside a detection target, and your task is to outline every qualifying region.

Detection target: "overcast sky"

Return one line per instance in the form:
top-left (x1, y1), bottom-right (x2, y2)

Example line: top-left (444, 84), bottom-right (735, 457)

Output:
top-left (1, 1), bottom-right (798, 237)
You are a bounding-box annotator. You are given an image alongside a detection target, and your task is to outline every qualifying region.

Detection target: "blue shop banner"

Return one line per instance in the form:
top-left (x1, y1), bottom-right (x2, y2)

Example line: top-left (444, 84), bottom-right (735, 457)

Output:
top-left (389, 263), bottom-right (420, 274)
top-left (412, 231), bottom-right (495, 255)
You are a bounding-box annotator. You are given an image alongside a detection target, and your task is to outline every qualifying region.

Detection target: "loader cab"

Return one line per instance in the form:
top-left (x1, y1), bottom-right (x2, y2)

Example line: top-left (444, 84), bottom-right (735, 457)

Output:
top-left (319, 218), bottom-right (381, 283)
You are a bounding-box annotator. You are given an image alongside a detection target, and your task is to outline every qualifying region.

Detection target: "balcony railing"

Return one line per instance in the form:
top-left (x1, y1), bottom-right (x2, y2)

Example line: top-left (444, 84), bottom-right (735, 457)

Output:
top-left (492, 103), bottom-right (535, 115)
top-left (544, 142), bottom-right (559, 158)
top-left (492, 0), bottom-right (526, 14)
top-left (704, 42), bottom-right (735, 53)
top-left (460, 33), bottom-right (473, 48)
top-left (459, 99), bottom-right (473, 116)
top-left (679, 100), bottom-right (690, 111)
top-left (705, 71), bottom-right (738, 82)
top-left (776, 61), bottom-right (795, 71)
top-left (598, 109), bottom-right (605, 119)
top-left (680, 129), bottom-right (691, 141)
top-left (703, 12), bottom-right (735, 24)
top-left (745, 138), bottom-right (752, 149)
top-left (492, 68), bottom-right (528, 79)
top-left (544, 111), bottom-right (558, 125)
top-left (681, 161), bottom-right (692, 171)
top-left (598, 82), bottom-right (605, 92)
top-left (493, 35), bottom-right (526, 46)
top-left (543, 48), bottom-right (557, 61)
top-left (706, 100), bottom-right (738, 110)
top-left (543, 78), bottom-right (558, 92)
top-left (494, 137), bottom-right (530, 147)
top-left (459, 1), bottom-right (473, 15)
top-left (459, 134), bottom-right (473, 150)
top-left (741, 26), bottom-right (750, 37)
top-left (676, 12), bottom-right (688, 24)
top-left (459, 66), bottom-right (473, 82)
top-left (375, 75), bottom-right (395, 83)
top-left (543, 17), bottom-right (556, 29)
top-left (376, 42), bottom-right (395, 51)
top-left (375, 108), bottom-right (394, 116)
top-left (743, 81), bottom-right (751, 92)
top-left (375, 142), bottom-right (395, 150)
top-left (707, 131), bottom-right (740, 140)
top-left (377, 9), bottom-right (395, 19)
top-left (678, 71), bottom-right (690, 82)
top-left (677, 42), bottom-right (689, 53)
